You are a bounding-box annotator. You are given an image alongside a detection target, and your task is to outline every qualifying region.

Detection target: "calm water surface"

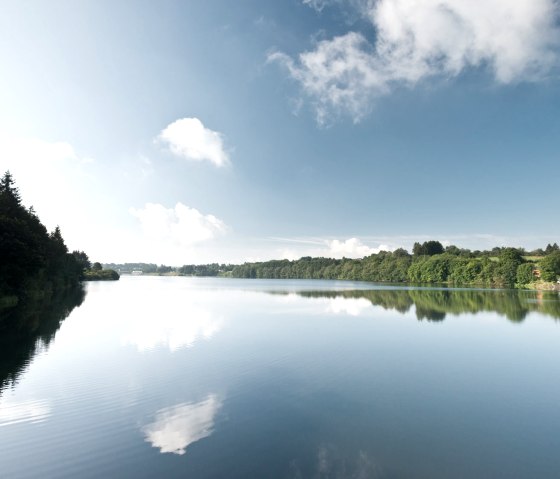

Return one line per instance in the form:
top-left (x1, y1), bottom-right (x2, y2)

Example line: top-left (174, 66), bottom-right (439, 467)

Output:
top-left (1, 277), bottom-right (560, 478)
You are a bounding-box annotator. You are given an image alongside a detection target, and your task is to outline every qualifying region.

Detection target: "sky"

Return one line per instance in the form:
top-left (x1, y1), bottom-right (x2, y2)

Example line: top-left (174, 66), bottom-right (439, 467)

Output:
top-left (1, 0), bottom-right (559, 265)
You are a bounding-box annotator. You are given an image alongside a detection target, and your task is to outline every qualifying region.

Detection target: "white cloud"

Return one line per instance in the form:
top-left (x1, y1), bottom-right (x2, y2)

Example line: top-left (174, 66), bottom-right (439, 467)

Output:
top-left (0, 135), bottom-right (88, 195)
top-left (257, 236), bottom-right (396, 260)
top-left (303, 0), bottom-right (333, 12)
top-left (326, 237), bottom-right (390, 258)
top-left (272, 0), bottom-right (560, 122)
top-left (0, 135), bottom-right (79, 164)
top-left (158, 118), bottom-right (230, 167)
top-left (130, 202), bottom-right (227, 247)
top-left (143, 395), bottom-right (222, 455)
top-left (280, 249), bottom-right (301, 261)
top-left (139, 155), bottom-right (154, 178)
top-left (0, 134), bottom-right (96, 244)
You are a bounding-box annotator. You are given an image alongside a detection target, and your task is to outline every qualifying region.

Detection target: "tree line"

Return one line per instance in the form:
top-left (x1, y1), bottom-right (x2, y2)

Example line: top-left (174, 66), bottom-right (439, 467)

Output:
top-left (230, 241), bottom-right (560, 288)
top-left (0, 171), bottom-right (117, 306)
top-left (113, 240), bottom-right (560, 289)
top-left (105, 262), bottom-right (236, 276)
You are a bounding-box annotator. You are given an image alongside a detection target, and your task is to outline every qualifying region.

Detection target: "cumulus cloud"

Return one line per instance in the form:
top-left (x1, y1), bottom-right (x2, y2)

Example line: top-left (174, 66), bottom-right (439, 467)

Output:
top-left (143, 395), bottom-right (222, 455)
top-left (271, 0), bottom-right (560, 122)
top-left (158, 118), bottom-right (230, 167)
top-left (326, 237), bottom-right (390, 258)
top-left (265, 236), bottom-right (395, 260)
top-left (130, 202), bottom-right (227, 247)
top-left (280, 249), bottom-right (301, 261)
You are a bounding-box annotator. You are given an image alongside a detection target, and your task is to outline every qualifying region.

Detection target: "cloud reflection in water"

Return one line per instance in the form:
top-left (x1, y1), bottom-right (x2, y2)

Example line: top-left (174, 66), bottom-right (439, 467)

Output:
top-left (325, 297), bottom-right (372, 316)
top-left (143, 395), bottom-right (222, 455)
top-left (120, 292), bottom-right (224, 352)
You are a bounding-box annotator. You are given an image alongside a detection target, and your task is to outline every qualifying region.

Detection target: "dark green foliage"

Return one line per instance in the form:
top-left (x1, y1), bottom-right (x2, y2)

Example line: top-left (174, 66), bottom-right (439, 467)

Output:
top-left (545, 243), bottom-right (559, 255)
top-left (516, 263), bottom-right (535, 285)
top-left (540, 251), bottom-right (560, 282)
top-left (178, 263), bottom-right (234, 276)
top-left (72, 251), bottom-right (91, 273)
top-left (83, 269), bottom-right (120, 281)
top-left (0, 171), bottom-right (22, 214)
top-left (413, 240), bottom-right (444, 256)
top-left (103, 263), bottom-right (158, 274)
top-left (445, 245), bottom-right (473, 257)
top-left (497, 248), bottom-right (525, 287)
top-left (407, 254), bottom-right (451, 283)
top-left (82, 261), bottom-right (119, 281)
top-left (156, 265), bottom-right (173, 274)
top-left (232, 251), bottom-right (412, 283)
top-left (0, 171), bottom-right (86, 299)
top-left (229, 243), bottom-right (552, 288)
top-left (448, 257), bottom-right (481, 284)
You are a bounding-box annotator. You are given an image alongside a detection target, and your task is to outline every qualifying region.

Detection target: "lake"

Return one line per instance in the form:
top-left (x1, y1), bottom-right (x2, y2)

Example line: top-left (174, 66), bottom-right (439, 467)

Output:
top-left (1, 276), bottom-right (560, 478)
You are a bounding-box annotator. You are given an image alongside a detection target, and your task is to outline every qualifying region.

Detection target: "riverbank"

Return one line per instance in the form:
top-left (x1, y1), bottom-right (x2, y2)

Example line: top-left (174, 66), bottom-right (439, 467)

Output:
top-left (523, 280), bottom-right (560, 291)
top-left (83, 269), bottom-right (120, 281)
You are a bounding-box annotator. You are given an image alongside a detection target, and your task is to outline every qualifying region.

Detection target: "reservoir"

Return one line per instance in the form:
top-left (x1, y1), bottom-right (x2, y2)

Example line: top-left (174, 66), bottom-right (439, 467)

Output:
top-left (1, 276), bottom-right (560, 478)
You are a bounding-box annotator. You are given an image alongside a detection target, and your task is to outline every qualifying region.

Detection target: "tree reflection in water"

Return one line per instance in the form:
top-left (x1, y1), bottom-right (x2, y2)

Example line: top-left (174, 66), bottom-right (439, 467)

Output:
top-left (285, 288), bottom-right (560, 323)
top-left (0, 285), bottom-right (86, 394)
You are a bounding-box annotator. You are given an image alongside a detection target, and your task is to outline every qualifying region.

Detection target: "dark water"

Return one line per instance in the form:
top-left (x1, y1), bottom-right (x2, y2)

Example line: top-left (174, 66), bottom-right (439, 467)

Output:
top-left (1, 277), bottom-right (560, 478)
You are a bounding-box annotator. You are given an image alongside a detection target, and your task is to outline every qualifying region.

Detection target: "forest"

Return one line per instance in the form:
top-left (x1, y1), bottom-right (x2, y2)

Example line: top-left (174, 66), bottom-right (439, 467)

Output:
top-left (110, 241), bottom-right (560, 289)
top-left (0, 171), bottom-right (116, 309)
top-left (229, 241), bottom-right (560, 288)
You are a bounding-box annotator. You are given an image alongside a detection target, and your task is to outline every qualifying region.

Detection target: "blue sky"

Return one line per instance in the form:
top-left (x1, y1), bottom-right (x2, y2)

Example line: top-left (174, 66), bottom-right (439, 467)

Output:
top-left (1, 0), bottom-right (559, 264)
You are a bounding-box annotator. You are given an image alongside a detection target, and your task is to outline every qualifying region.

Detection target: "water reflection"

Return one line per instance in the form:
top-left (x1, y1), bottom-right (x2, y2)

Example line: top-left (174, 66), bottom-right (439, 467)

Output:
top-left (1, 278), bottom-right (560, 478)
top-left (0, 285), bottom-right (85, 394)
top-left (0, 399), bottom-right (51, 427)
top-left (288, 288), bottom-right (560, 322)
top-left (289, 445), bottom-right (384, 479)
top-left (123, 306), bottom-right (224, 353)
top-left (325, 297), bottom-right (373, 316)
top-left (143, 395), bottom-right (222, 455)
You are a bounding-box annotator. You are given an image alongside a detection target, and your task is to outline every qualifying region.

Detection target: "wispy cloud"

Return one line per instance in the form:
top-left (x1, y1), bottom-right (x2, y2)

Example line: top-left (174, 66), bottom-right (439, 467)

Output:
top-left (0, 135), bottom-right (80, 164)
top-left (271, 0), bottom-right (560, 123)
top-left (268, 236), bottom-right (327, 246)
top-left (157, 117), bottom-right (230, 167)
top-left (130, 202), bottom-right (227, 247)
top-left (302, 0), bottom-right (335, 12)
